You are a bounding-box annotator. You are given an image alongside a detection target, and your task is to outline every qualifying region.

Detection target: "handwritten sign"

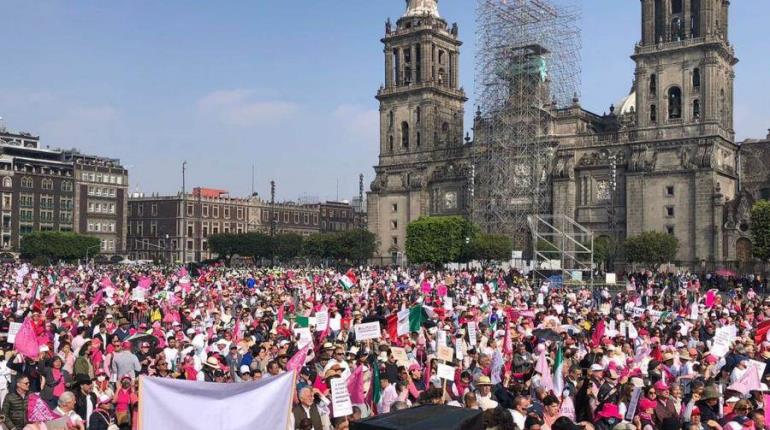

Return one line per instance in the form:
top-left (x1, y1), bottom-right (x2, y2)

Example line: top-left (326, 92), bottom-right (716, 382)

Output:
top-left (605, 273), bottom-right (616, 285)
top-left (437, 345), bottom-right (454, 363)
top-left (315, 310), bottom-right (329, 332)
top-left (6, 322), bottom-right (21, 344)
top-left (331, 378), bottom-right (353, 418)
top-left (467, 322), bottom-right (478, 346)
top-left (625, 387), bottom-right (642, 421)
top-left (436, 329), bottom-right (447, 348)
top-left (437, 363), bottom-right (456, 381)
top-left (354, 322), bottom-right (381, 341)
top-left (294, 327), bottom-right (313, 349)
top-left (390, 347), bottom-right (409, 367)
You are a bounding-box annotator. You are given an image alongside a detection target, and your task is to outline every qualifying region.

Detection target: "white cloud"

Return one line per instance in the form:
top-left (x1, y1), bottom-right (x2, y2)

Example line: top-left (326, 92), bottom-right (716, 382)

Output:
top-left (197, 89), bottom-right (298, 127)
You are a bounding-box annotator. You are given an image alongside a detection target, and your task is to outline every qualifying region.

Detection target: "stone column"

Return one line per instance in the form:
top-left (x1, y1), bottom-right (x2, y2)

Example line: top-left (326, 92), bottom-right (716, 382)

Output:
top-left (683, 0), bottom-right (691, 38)
top-left (410, 45), bottom-right (417, 84)
top-left (642, 0), bottom-right (656, 45)
top-left (662, 0), bottom-right (672, 41)
top-left (397, 47), bottom-right (405, 86)
top-left (385, 47), bottom-right (394, 88)
top-left (422, 41), bottom-right (432, 82)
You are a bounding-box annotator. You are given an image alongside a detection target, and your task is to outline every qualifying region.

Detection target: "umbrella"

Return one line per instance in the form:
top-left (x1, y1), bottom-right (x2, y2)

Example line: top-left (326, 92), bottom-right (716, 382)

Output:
top-left (125, 333), bottom-right (158, 352)
top-left (715, 268), bottom-right (736, 277)
top-left (532, 328), bottom-right (562, 342)
top-left (352, 405), bottom-right (483, 430)
top-left (560, 324), bottom-right (582, 335)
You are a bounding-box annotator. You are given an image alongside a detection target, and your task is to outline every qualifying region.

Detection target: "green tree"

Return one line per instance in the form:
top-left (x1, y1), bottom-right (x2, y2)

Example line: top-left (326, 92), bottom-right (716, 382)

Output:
top-left (465, 233), bottom-right (513, 262)
top-left (20, 232), bottom-right (101, 262)
top-left (207, 233), bottom-right (242, 263)
top-left (623, 231), bottom-right (679, 269)
top-left (592, 236), bottom-right (617, 270)
top-left (272, 233), bottom-right (303, 261)
top-left (751, 200), bottom-right (770, 262)
top-left (336, 229), bottom-right (377, 262)
top-left (405, 216), bottom-right (474, 266)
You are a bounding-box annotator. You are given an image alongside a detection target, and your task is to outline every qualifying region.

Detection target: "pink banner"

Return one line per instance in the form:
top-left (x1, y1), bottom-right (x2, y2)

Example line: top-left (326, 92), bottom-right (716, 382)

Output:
top-left (14, 318), bottom-right (41, 358)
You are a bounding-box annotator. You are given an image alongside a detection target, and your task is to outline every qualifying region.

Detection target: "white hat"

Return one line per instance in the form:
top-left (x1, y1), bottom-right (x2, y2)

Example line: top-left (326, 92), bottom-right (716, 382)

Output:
top-left (239, 365), bottom-right (251, 374)
top-left (725, 396), bottom-right (740, 403)
top-left (590, 364), bottom-right (604, 372)
top-left (39, 345), bottom-right (49, 353)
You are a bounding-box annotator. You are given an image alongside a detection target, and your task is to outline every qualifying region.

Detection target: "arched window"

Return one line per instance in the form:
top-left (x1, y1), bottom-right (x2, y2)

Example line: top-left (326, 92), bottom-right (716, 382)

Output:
top-left (1, 177), bottom-right (10, 188)
top-left (42, 178), bottom-right (53, 190)
top-left (21, 177), bottom-right (33, 188)
top-left (416, 106), bottom-right (421, 123)
top-left (416, 132), bottom-right (421, 147)
top-left (693, 99), bottom-right (701, 119)
top-left (692, 68), bottom-right (701, 89)
top-left (438, 68), bottom-right (445, 85)
top-left (388, 135), bottom-right (394, 153)
top-left (668, 87), bottom-right (682, 119)
top-left (401, 122), bottom-right (410, 149)
top-left (438, 50), bottom-right (445, 65)
top-left (671, 18), bottom-right (683, 41)
top-left (650, 74), bottom-right (657, 95)
top-left (691, 0), bottom-right (701, 37)
top-left (650, 104), bottom-right (657, 122)
top-left (388, 111), bottom-right (394, 128)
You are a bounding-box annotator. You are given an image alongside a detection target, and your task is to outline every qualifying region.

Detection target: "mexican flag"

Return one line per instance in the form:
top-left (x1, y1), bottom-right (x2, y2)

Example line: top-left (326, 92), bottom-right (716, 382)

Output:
top-left (339, 275), bottom-right (354, 290)
top-left (553, 345), bottom-right (564, 397)
top-left (370, 356), bottom-right (382, 412)
top-left (408, 305), bottom-right (436, 332)
top-left (294, 315), bottom-right (309, 328)
top-left (387, 308), bottom-right (411, 339)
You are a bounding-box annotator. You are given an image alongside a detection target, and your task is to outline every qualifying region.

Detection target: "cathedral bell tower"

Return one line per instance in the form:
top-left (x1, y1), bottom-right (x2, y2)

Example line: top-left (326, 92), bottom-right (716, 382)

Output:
top-left (634, 0), bottom-right (737, 138)
top-left (367, 0), bottom-right (469, 263)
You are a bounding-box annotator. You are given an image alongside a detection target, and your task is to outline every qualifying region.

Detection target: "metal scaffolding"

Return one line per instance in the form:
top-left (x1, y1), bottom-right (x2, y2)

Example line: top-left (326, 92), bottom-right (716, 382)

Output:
top-left (472, 0), bottom-right (581, 251)
top-left (528, 214), bottom-right (594, 288)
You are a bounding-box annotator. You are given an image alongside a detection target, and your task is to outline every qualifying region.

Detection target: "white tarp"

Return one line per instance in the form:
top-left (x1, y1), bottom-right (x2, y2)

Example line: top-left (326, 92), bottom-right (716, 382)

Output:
top-left (138, 371), bottom-right (294, 430)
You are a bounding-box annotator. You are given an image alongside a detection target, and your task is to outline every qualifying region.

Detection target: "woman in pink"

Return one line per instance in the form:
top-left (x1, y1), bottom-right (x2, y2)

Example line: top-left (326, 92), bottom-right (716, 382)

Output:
top-left (57, 342), bottom-right (75, 374)
top-left (113, 375), bottom-right (135, 429)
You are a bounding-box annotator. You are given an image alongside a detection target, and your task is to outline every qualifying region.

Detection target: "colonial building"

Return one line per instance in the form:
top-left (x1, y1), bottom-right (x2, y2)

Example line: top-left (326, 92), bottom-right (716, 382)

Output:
top-left (0, 126), bottom-right (128, 256)
top-left (368, 0), bottom-right (762, 268)
top-left (367, 0), bottom-right (472, 263)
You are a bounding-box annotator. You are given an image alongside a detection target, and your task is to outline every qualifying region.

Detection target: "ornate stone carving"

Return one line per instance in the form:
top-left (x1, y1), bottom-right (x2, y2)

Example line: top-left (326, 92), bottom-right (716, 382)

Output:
top-left (554, 155), bottom-right (574, 180)
top-left (629, 146), bottom-right (657, 172)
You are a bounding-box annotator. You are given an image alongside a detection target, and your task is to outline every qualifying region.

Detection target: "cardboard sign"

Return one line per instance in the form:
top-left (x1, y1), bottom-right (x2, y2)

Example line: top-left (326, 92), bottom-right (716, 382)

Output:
top-left (316, 310), bottom-right (329, 332)
top-left (132, 288), bottom-right (146, 302)
top-left (6, 322), bottom-right (21, 344)
top-left (455, 339), bottom-right (464, 361)
top-left (444, 297), bottom-right (453, 311)
top-left (294, 328), bottom-right (313, 349)
top-left (436, 330), bottom-right (447, 348)
top-left (625, 387), bottom-right (642, 421)
top-left (354, 322), bottom-right (381, 341)
top-left (437, 345), bottom-right (454, 363)
top-left (436, 363), bottom-right (456, 381)
top-left (711, 328), bottom-right (734, 358)
top-left (749, 360), bottom-right (767, 379)
top-left (330, 378), bottom-right (353, 418)
top-left (390, 347), bottom-right (409, 367)
top-left (605, 273), bottom-right (617, 285)
top-left (467, 322), bottom-right (478, 346)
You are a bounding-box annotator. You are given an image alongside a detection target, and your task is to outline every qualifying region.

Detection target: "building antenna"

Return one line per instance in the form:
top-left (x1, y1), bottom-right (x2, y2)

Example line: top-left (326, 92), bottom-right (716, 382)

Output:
top-left (336, 177), bottom-right (339, 201)
top-left (251, 164), bottom-right (255, 196)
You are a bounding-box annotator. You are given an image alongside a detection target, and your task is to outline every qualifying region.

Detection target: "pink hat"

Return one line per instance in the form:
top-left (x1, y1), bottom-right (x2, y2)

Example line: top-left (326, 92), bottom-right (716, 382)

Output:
top-left (596, 403), bottom-right (622, 420)
top-left (654, 381), bottom-right (669, 391)
top-left (408, 363), bottom-right (421, 372)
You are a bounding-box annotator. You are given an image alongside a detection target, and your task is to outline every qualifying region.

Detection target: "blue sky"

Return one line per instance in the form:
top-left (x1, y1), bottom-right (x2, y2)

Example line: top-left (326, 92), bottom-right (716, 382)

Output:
top-left (0, 1), bottom-right (767, 202)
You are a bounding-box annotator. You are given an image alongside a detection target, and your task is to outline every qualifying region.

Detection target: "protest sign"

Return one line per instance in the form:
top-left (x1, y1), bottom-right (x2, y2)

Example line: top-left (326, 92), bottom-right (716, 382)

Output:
top-left (330, 378), bottom-right (353, 418)
top-left (132, 288), bottom-right (146, 302)
top-left (315, 310), bottom-right (329, 331)
top-left (436, 329), bottom-right (447, 348)
top-left (625, 387), bottom-right (642, 421)
top-left (390, 347), bottom-right (409, 366)
top-left (294, 328), bottom-right (313, 349)
top-left (354, 322), bottom-right (381, 341)
top-left (436, 363), bottom-right (456, 380)
top-left (437, 345), bottom-right (454, 363)
top-left (710, 328), bottom-right (734, 358)
top-left (605, 273), bottom-right (616, 285)
top-left (467, 322), bottom-right (478, 346)
top-left (7, 321), bottom-right (21, 344)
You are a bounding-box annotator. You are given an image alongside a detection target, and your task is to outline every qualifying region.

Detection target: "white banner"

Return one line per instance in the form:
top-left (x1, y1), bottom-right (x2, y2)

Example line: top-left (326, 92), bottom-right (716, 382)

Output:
top-left (354, 322), bottom-right (381, 341)
top-left (315, 310), bottom-right (329, 332)
top-left (138, 372), bottom-right (294, 430)
top-left (437, 363), bottom-right (456, 380)
top-left (7, 322), bottom-right (21, 344)
top-left (330, 378), bottom-right (353, 418)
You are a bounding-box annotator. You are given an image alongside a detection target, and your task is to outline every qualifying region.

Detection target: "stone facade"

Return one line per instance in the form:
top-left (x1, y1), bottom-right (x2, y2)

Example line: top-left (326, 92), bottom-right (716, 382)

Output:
top-left (367, 0), bottom-right (472, 263)
top-left (367, 0), bottom-right (762, 268)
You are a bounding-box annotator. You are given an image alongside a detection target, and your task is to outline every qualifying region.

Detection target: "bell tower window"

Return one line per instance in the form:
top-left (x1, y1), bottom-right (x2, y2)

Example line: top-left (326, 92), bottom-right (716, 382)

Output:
top-left (672, 0), bottom-right (683, 14)
top-left (649, 74), bottom-right (657, 96)
top-left (668, 87), bottom-right (682, 120)
top-left (693, 99), bottom-right (701, 119)
top-left (388, 135), bottom-right (394, 153)
top-left (650, 104), bottom-right (657, 123)
top-left (692, 68), bottom-right (701, 89)
top-left (416, 132), bottom-right (421, 148)
top-left (416, 106), bottom-right (421, 123)
top-left (401, 122), bottom-right (410, 149)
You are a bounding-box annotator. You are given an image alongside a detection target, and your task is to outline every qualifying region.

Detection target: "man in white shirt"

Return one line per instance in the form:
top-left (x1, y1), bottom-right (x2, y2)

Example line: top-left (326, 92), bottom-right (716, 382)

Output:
top-left (53, 391), bottom-right (85, 430)
top-left (377, 374), bottom-right (398, 414)
top-left (509, 395), bottom-right (530, 430)
top-left (476, 376), bottom-right (498, 411)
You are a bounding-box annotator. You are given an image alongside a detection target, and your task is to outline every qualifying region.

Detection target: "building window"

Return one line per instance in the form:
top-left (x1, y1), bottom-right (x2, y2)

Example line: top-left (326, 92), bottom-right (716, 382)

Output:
top-left (61, 181), bottom-right (73, 192)
top-left (21, 177), bottom-right (33, 188)
top-left (224, 207), bottom-right (230, 219)
top-left (313, 215), bottom-right (318, 225)
top-left (41, 179), bottom-right (53, 190)
top-left (187, 224), bottom-right (193, 236)
top-left (202, 205), bottom-right (209, 217)
top-left (401, 122), bottom-right (410, 149)
top-left (2, 194), bottom-right (10, 209)
top-left (187, 204), bottom-right (193, 216)
top-left (212, 223), bottom-right (219, 235)
top-left (692, 68), bottom-right (701, 89)
top-left (668, 87), bottom-right (682, 119)
top-left (151, 204), bottom-right (158, 216)
top-left (19, 194), bottom-right (34, 208)
top-left (150, 222), bottom-right (157, 236)
top-left (650, 104), bottom-right (657, 123)
top-left (237, 208), bottom-right (243, 220)
top-left (1, 177), bottom-right (11, 188)
top-left (693, 99), bottom-right (701, 119)
top-left (137, 204), bottom-right (144, 216)
top-left (391, 203), bottom-right (398, 212)
top-left (203, 223), bottom-right (209, 237)
top-left (294, 212), bottom-right (300, 224)
top-left (392, 236), bottom-right (398, 246)
top-left (20, 209), bottom-right (33, 222)
top-left (304, 213), bottom-right (309, 225)
top-left (665, 185), bottom-right (675, 197)
top-left (391, 220), bottom-right (398, 229)
top-left (649, 74), bottom-right (657, 95)
top-left (283, 212), bottom-right (289, 223)
top-left (666, 225), bottom-right (675, 235)
top-left (665, 206), bottom-right (675, 217)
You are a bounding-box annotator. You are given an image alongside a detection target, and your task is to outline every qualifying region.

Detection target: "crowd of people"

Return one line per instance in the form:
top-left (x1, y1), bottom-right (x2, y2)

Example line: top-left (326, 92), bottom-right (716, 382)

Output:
top-left (0, 262), bottom-right (766, 430)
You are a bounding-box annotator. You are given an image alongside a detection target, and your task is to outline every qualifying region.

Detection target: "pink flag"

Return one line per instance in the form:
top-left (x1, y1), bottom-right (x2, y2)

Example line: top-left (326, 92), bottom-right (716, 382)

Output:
top-left (286, 344), bottom-right (310, 372)
top-left (139, 277), bottom-right (152, 289)
top-left (233, 318), bottom-right (241, 343)
top-left (347, 364), bottom-right (366, 404)
top-left (27, 392), bottom-right (60, 422)
top-left (591, 319), bottom-right (606, 348)
top-left (14, 318), bottom-right (41, 358)
top-left (705, 289), bottom-right (717, 308)
top-left (535, 349), bottom-right (554, 393)
top-left (559, 396), bottom-right (576, 421)
top-left (728, 366), bottom-right (761, 395)
top-left (177, 267), bottom-right (188, 278)
top-left (764, 394), bottom-right (770, 430)
top-left (502, 321), bottom-right (513, 356)
top-left (277, 303), bottom-right (285, 324)
top-left (100, 277), bottom-right (113, 288)
top-left (437, 285), bottom-right (448, 297)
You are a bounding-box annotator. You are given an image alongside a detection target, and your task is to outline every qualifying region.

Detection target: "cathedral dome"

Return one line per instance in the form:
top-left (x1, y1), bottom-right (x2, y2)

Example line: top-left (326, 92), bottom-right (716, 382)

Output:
top-left (403, 0), bottom-right (440, 18)
top-left (615, 90), bottom-right (636, 115)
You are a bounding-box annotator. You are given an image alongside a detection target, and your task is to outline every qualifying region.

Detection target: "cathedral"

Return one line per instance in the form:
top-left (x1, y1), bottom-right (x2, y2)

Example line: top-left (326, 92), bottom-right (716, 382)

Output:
top-left (368, 0), bottom-right (763, 270)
